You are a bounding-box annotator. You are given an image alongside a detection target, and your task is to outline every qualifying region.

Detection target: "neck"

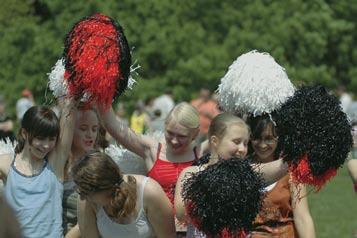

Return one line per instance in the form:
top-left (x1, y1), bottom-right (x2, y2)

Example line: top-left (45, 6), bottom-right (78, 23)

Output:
top-left (253, 154), bottom-right (275, 163)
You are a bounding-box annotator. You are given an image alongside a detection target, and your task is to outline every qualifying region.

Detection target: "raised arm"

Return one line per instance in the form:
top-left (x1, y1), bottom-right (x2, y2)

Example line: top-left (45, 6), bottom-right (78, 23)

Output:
top-left (50, 98), bottom-right (77, 180)
top-left (251, 158), bottom-right (288, 185)
top-left (145, 178), bottom-right (176, 238)
top-left (291, 183), bottom-right (316, 238)
top-left (98, 106), bottom-right (156, 159)
top-left (77, 199), bottom-right (100, 238)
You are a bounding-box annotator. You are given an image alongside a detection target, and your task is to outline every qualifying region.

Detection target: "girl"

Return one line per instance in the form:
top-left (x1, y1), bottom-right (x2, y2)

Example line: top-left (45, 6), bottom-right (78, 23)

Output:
top-left (247, 114), bottom-right (315, 238)
top-left (98, 102), bottom-right (205, 202)
top-left (98, 102), bottom-right (206, 235)
top-left (63, 106), bottom-right (105, 238)
top-left (0, 101), bottom-right (76, 238)
top-left (73, 151), bottom-right (176, 238)
top-left (175, 113), bottom-right (288, 237)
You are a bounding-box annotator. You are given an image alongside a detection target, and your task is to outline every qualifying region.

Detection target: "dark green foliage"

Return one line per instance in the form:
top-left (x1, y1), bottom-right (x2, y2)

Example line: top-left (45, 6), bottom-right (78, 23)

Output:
top-left (0, 0), bottom-right (356, 117)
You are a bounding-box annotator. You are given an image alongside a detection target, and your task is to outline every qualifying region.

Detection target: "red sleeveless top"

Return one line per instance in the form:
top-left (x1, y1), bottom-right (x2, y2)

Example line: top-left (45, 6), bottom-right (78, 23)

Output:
top-left (147, 143), bottom-right (199, 204)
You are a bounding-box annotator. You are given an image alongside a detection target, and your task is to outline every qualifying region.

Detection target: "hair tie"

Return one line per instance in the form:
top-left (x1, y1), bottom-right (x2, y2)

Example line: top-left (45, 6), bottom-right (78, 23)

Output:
top-left (115, 177), bottom-right (124, 187)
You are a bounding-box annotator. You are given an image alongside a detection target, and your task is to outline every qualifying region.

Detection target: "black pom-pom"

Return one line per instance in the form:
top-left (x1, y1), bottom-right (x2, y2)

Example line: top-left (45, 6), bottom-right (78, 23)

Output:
top-left (182, 158), bottom-right (265, 237)
top-left (274, 85), bottom-right (353, 177)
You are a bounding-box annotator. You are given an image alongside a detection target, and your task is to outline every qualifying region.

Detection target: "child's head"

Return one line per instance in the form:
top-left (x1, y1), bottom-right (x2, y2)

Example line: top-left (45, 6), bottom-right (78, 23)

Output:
top-left (164, 102), bottom-right (200, 154)
top-left (247, 114), bottom-right (279, 162)
top-left (208, 113), bottom-right (250, 160)
top-left (72, 151), bottom-right (136, 218)
top-left (15, 106), bottom-right (60, 155)
top-left (72, 108), bottom-right (99, 154)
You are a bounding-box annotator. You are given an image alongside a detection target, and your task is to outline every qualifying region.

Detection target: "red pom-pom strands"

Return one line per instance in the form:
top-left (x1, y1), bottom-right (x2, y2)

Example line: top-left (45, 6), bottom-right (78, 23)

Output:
top-left (289, 154), bottom-right (337, 191)
top-left (64, 13), bottom-right (131, 109)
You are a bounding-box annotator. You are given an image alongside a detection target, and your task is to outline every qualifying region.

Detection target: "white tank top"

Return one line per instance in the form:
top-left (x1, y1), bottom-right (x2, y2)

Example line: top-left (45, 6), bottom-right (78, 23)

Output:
top-left (96, 177), bottom-right (155, 238)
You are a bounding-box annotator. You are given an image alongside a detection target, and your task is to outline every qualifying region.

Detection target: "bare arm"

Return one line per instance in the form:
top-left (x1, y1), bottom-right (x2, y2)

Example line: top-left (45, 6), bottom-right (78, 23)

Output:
top-left (251, 158), bottom-right (288, 185)
top-left (98, 106), bottom-right (156, 159)
top-left (145, 178), bottom-right (176, 238)
top-left (50, 98), bottom-right (77, 180)
top-left (0, 120), bottom-right (13, 131)
top-left (174, 166), bottom-right (198, 222)
top-left (77, 199), bottom-right (100, 238)
top-left (291, 183), bottom-right (316, 238)
top-left (347, 159), bottom-right (357, 184)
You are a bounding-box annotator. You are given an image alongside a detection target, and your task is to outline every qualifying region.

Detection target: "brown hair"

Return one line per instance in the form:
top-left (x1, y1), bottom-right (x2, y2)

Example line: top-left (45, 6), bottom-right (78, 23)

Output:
top-left (208, 112), bottom-right (249, 141)
top-left (15, 106), bottom-right (60, 154)
top-left (72, 151), bottom-right (137, 218)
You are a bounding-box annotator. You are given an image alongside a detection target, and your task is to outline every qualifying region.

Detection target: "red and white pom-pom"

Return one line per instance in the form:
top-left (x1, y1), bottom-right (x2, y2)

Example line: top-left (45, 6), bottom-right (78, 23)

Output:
top-left (217, 50), bottom-right (295, 116)
top-left (48, 58), bottom-right (68, 98)
top-left (64, 13), bottom-right (131, 109)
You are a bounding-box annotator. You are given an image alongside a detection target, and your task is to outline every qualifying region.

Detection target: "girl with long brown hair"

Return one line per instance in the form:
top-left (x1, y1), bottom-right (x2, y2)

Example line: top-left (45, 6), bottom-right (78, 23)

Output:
top-left (72, 151), bottom-right (175, 238)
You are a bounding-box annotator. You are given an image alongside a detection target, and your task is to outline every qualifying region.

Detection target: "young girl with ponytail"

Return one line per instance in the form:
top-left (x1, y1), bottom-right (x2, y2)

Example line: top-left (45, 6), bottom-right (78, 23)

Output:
top-left (72, 151), bottom-right (176, 238)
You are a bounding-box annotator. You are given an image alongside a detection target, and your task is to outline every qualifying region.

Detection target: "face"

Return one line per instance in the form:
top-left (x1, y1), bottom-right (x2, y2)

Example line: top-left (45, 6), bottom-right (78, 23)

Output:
top-left (212, 124), bottom-right (249, 160)
top-left (28, 135), bottom-right (57, 160)
top-left (72, 110), bottom-right (99, 153)
top-left (165, 120), bottom-right (197, 154)
top-left (251, 123), bottom-right (278, 163)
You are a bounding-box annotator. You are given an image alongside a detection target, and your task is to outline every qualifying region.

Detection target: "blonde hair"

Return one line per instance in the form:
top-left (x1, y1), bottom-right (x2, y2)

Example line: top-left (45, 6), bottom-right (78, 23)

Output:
top-left (208, 113), bottom-right (249, 141)
top-left (165, 102), bottom-right (199, 129)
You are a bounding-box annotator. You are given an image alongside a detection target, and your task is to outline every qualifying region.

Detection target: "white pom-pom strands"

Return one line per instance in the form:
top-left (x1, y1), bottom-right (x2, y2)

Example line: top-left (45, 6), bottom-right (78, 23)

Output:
top-left (217, 50), bottom-right (295, 116)
top-left (48, 58), bottom-right (68, 99)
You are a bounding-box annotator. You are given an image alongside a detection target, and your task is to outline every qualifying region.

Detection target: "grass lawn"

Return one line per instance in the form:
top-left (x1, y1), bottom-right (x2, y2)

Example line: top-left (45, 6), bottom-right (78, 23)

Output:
top-left (308, 165), bottom-right (357, 238)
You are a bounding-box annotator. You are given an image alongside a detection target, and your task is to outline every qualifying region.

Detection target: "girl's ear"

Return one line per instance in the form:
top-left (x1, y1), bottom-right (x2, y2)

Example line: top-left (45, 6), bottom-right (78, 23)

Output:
top-left (210, 135), bottom-right (219, 149)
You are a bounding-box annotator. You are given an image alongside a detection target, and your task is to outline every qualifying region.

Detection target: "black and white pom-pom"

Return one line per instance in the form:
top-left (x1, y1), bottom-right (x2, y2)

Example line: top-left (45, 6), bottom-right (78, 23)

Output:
top-left (217, 50), bottom-right (295, 116)
top-left (183, 158), bottom-right (264, 237)
top-left (274, 86), bottom-right (353, 188)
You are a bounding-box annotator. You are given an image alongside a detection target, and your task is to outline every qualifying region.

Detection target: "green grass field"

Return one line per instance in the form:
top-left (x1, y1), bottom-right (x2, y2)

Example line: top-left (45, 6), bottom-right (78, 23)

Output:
top-left (308, 165), bottom-right (357, 238)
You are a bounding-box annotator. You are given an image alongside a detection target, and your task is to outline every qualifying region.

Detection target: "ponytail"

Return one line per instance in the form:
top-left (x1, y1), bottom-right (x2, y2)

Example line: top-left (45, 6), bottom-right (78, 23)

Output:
top-left (111, 175), bottom-right (137, 218)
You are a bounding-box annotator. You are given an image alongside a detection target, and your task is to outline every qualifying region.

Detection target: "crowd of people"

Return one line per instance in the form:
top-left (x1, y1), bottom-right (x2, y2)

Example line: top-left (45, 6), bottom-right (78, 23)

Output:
top-left (0, 84), bottom-right (355, 238)
top-left (0, 13), bottom-right (355, 238)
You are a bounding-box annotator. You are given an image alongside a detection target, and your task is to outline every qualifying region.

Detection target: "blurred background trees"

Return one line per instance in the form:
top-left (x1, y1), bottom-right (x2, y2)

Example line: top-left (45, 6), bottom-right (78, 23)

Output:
top-left (0, 0), bottom-right (356, 115)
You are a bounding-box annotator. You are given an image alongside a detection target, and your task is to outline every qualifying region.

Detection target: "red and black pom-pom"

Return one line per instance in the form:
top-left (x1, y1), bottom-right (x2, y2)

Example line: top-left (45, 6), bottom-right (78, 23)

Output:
top-left (182, 158), bottom-right (264, 237)
top-left (274, 86), bottom-right (353, 190)
top-left (64, 13), bottom-right (131, 109)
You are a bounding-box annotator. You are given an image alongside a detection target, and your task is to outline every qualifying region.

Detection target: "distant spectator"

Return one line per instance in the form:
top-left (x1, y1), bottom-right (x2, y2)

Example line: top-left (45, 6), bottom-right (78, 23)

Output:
top-left (152, 90), bottom-right (175, 120)
top-left (191, 87), bottom-right (220, 142)
top-left (0, 95), bottom-right (15, 143)
top-left (148, 109), bottom-right (165, 134)
top-left (130, 100), bottom-right (150, 134)
top-left (15, 89), bottom-right (35, 123)
top-left (336, 85), bottom-right (353, 113)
